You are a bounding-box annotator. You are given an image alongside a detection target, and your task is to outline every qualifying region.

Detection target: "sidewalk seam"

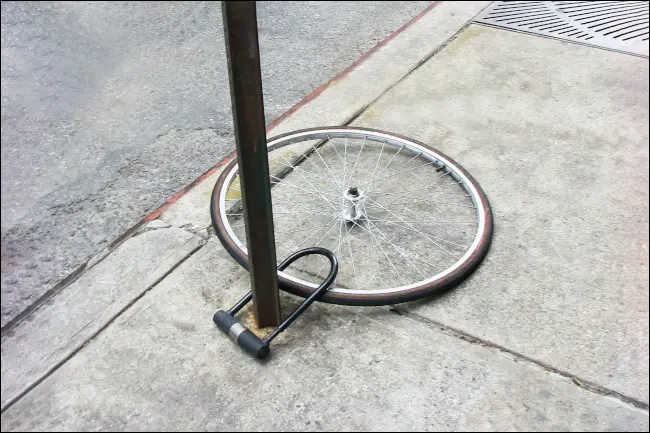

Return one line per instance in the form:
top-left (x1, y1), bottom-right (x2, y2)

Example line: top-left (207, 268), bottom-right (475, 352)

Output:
top-left (0, 240), bottom-right (207, 415)
top-left (389, 307), bottom-right (650, 412)
top-left (0, 219), bottom-right (148, 338)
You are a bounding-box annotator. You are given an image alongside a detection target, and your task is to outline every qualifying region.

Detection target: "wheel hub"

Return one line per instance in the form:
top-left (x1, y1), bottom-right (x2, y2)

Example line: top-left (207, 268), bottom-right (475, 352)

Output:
top-left (342, 186), bottom-right (364, 222)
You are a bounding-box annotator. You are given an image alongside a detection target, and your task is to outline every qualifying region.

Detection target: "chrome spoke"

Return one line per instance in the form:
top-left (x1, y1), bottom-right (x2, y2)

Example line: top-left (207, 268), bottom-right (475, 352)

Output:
top-left (365, 151), bottom-right (421, 194)
top-left (367, 220), bottom-right (386, 290)
top-left (227, 209), bottom-right (325, 216)
top-left (365, 216), bottom-right (441, 272)
top-left (370, 194), bottom-right (477, 209)
top-left (276, 158), bottom-right (340, 193)
top-left (365, 140), bottom-right (386, 191)
top-left (326, 135), bottom-right (347, 188)
top-left (270, 175), bottom-right (338, 197)
top-left (364, 217), bottom-right (426, 278)
top-left (364, 197), bottom-right (456, 257)
top-left (367, 214), bottom-right (474, 238)
top-left (279, 155), bottom-right (340, 198)
top-left (346, 233), bottom-right (361, 291)
top-left (372, 145), bottom-right (404, 187)
top-left (368, 160), bottom-right (440, 189)
top-left (314, 220), bottom-right (353, 282)
top-left (345, 136), bottom-right (366, 187)
top-left (349, 218), bottom-right (406, 285)
top-left (312, 144), bottom-right (344, 191)
top-left (279, 214), bottom-right (340, 259)
top-left (270, 175), bottom-right (339, 211)
top-left (276, 208), bottom-right (333, 236)
top-left (368, 217), bottom-right (469, 250)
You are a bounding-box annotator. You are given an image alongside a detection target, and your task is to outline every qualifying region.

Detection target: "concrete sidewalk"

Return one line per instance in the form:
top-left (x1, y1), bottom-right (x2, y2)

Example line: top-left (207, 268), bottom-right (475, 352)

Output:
top-left (1, 2), bottom-right (648, 431)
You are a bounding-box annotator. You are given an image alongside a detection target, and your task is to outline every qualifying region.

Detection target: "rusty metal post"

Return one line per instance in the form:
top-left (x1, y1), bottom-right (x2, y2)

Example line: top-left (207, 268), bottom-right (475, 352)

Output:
top-left (221, 1), bottom-right (281, 327)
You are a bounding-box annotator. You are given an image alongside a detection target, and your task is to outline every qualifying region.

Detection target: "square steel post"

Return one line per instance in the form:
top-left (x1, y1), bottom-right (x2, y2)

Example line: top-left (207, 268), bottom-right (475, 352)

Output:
top-left (221, 1), bottom-right (281, 327)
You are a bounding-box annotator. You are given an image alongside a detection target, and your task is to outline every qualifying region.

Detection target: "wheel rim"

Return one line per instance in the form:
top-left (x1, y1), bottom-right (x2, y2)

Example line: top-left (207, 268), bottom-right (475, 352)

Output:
top-left (214, 127), bottom-right (491, 300)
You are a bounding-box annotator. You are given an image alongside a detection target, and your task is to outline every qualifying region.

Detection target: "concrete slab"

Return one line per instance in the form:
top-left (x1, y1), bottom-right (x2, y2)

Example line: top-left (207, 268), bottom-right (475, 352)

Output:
top-left (352, 25), bottom-right (650, 404)
top-left (1, 239), bottom-right (647, 432)
top-left (0, 224), bottom-right (202, 408)
top-left (159, 1), bottom-right (491, 233)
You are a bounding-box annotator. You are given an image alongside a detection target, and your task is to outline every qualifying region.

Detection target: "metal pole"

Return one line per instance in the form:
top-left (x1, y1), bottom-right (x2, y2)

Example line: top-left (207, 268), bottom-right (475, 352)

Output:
top-left (221, 1), bottom-right (281, 328)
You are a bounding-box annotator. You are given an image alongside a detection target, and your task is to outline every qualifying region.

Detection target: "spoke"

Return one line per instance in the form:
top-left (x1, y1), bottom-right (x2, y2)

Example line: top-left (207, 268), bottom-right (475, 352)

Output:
top-left (346, 233), bottom-right (361, 291)
top-left (278, 223), bottom-right (334, 236)
top-left (301, 152), bottom-right (344, 193)
top-left (294, 216), bottom-right (341, 272)
top-left (369, 160), bottom-right (439, 188)
top-left (305, 218), bottom-right (343, 284)
top-left (327, 135), bottom-right (347, 187)
top-left (343, 137), bottom-right (348, 188)
top-left (368, 169), bottom-right (460, 197)
top-left (365, 140), bottom-right (386, 190)
top-left (373, 217), bottom-right (476, 225)
top-left (348, 218), bottom-right (406, 285)
top-left (276, 158), bottom-right (340, 193)
top-left (270, 175), bottom-right (339, 211)
top-left (367, 214), bottom-right (474, 238)
top-left (364, 197), bottom-right (455, 257)
top-left (314, 217), bottom-right (341, 247)
top-left (364, 217), bottom-right (426, 278)
top-left (345, 136), bottom-right (366, 187)
top-left (373, 194), bottom-right (476, 210)
top-left (276, 208), bottom-right (331, 236)
top-left (367, 221), bottom-right (386, 290)
top-left (335, 217), bottom-right (343, 259)
top-left (370, 182), bottom-right (467, 197)
top-left (270, 186), bottom-right (337, 199)
top-left (367, 217), bottom-right (469, 250)
top-left (312, 144), bottom-right (344, 191)
top-left (270, 175), bottom-right (338, 197)
top-left (371, 145), bottom-right (404, 187)
top-left (227, 209), bottom-right (325, 216)
top-left (366, 152), bottom-right (421, 194)
top-left (363, 213), bottom-right (444, 272)
top-left (279, 154), bottom-right (340, 198)
top-left (278, 214), bottom-right (340, 258)
top-left (314, 220), bottom-right (353, 281)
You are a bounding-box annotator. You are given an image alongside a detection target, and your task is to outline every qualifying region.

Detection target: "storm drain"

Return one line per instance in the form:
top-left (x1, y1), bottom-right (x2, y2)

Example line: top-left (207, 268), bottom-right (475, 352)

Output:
top-left (474, 1), bottom-right (649, 57)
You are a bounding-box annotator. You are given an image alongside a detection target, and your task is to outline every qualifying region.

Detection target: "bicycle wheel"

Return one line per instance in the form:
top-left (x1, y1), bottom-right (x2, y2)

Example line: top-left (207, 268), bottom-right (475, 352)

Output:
top-left (211, 127), bottom-right (493, 306)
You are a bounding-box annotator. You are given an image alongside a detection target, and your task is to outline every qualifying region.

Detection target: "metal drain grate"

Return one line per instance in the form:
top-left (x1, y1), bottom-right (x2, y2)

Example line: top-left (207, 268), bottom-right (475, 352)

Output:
top-left (474, 1), bottom-right (649, 57)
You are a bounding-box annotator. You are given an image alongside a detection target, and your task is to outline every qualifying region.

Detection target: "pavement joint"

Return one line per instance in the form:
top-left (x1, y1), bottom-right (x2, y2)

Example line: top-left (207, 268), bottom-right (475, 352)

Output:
top-left (0, 237), bottom-right (208, 415)
top-left (390, 307), bottom-right (650, 412)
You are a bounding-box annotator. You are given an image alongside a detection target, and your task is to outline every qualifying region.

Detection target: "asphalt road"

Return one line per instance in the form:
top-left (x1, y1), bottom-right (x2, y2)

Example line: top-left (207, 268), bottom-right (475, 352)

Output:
top-left (0, 1), bottom-right (433, 327)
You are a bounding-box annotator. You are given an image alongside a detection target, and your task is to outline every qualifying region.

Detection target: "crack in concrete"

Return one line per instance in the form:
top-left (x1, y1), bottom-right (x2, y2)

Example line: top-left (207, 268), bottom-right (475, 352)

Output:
top-left (388, 307), bottom-right (650, 412)
top-left (0, 239), bottom-right (207, 415)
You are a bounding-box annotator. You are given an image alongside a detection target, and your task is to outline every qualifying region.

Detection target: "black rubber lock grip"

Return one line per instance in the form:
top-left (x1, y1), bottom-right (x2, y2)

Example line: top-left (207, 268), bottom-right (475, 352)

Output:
top-left (213, 310), bottom-right (270, 359)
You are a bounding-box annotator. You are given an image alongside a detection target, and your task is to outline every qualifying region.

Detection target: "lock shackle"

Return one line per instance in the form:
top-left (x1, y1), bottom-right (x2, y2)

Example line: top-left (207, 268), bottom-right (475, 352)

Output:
top-left (214, 247), bottom-right (338, 359)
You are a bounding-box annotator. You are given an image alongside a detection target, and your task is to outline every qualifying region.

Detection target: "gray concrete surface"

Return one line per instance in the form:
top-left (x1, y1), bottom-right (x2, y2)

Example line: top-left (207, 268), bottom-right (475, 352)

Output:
top-left (0, 0), bottom-right (435, 327)
top-left (0, 223), bottom-right (202, 407)
top-left (1, 9), bottom-right (648, 431)
top-left (1, 239), bottom-right (647, 432)
top-left (353, 25), bottom-right (650, 404)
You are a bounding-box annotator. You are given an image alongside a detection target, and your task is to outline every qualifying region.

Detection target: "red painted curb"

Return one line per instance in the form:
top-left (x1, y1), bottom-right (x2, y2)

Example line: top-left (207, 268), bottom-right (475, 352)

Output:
top-left (144, 1), bottom-right (442, 222)
top-left (265, 1), bottom-right (442, 131)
